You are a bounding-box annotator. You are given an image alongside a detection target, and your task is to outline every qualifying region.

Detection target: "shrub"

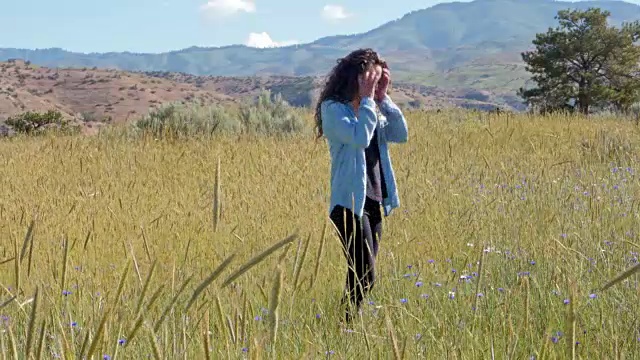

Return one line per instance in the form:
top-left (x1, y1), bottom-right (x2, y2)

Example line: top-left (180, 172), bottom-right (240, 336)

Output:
top-left (238, 91), bottom-right (307, 136)
top-left (133, 102), bottom-right (239, 139)
top-left (5, 110), bottom-right (78, 135)
top-left (132, 91), bottom-right (308, 139)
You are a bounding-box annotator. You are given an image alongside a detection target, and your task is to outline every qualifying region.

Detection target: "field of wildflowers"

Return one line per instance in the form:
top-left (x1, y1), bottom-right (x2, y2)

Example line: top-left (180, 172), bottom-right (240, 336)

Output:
top-left (0, 109), bottom-right (639, 359)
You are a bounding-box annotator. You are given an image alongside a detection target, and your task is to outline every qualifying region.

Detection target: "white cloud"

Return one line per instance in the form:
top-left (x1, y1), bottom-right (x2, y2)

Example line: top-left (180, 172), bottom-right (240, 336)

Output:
top-left (200, 0), bottom-right (256, 18)
top-left (322, 4), bottom-right (350, 21)
top-left (246, 32), bottom-right (298, 48)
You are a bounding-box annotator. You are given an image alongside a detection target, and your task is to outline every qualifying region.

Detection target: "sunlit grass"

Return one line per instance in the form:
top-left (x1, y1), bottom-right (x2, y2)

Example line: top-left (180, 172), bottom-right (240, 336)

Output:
top-left (1, 109), bottom-right (639, 359)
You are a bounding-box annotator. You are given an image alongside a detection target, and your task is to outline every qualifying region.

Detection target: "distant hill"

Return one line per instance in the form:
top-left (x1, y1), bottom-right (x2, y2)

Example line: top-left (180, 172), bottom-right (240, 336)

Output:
top-left (2, 0), bottom-right (640, 86)
top-left (0, 60), bottom-right (520, 132)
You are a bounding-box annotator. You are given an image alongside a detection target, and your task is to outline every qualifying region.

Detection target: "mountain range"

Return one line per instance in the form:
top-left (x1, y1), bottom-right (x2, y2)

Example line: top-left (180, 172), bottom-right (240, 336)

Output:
top-left (2, 0), bottom-right (640, 113)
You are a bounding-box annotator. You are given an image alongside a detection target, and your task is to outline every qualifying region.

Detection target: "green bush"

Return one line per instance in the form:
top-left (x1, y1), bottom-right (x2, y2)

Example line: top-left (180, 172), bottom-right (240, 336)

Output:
top-left (238, 91), bottom-right (307, 136)
top-left (133, 91), bottom-right (308, 139)
top-left (5, 110), bottom-right (77, 135)
top-left (133, 102), bottom-right (239, 139)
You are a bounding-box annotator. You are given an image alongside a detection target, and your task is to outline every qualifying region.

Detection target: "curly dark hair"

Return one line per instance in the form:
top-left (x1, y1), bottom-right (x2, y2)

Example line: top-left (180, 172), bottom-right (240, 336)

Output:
top-left (314, 48), bottom-right (387, 138)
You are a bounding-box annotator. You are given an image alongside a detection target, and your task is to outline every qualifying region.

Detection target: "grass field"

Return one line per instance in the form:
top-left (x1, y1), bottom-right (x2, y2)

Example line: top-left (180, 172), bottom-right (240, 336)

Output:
top-left (1, 109), bottom-right (640, 359)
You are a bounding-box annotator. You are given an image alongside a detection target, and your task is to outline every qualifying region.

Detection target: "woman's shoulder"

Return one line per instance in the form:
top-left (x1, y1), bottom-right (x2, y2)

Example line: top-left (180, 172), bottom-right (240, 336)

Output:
top-left (321, 99), bottom-right (350, 115)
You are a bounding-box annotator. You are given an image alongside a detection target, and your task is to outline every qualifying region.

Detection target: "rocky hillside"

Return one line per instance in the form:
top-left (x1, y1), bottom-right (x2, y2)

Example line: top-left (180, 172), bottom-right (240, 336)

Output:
top-left (0, 60), bottom-right (521, 134)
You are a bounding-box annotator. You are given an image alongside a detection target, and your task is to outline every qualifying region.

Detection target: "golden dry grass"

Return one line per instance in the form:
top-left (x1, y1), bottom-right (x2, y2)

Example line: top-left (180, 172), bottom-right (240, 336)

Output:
top-left (1, 109), bottom-right (640, 359)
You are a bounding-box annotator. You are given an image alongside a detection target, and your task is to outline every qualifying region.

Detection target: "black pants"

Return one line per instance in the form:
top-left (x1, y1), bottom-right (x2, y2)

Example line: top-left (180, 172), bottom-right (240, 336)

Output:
top-left (329, 197), bottom-right (383, 322)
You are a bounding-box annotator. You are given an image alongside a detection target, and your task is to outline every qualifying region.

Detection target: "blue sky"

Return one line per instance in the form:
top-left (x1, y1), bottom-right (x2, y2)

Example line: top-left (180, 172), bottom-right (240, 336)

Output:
top-left (1, 0), bottom-right (638, 53)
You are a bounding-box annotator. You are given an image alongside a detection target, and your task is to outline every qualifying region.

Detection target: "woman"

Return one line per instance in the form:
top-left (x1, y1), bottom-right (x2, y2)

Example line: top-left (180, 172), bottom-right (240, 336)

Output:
top-left (314, 48), bottom-right (409, 323)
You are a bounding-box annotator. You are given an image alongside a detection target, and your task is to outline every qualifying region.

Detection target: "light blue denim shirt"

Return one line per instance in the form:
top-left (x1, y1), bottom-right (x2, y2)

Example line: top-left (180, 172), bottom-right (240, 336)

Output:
top-left (321, 94), bottom-right (408, 218)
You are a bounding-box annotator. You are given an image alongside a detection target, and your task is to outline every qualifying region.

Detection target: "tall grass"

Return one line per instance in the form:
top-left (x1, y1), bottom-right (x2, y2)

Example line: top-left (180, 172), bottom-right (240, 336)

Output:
top-left (0, 109), bottom-right (639, 358)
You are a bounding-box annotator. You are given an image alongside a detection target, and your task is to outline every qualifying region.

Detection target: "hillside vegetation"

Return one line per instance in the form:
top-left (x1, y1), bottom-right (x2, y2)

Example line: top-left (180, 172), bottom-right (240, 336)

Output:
top-left (0, 60), bottom-right (517, 134)
top-left (1, 109), bottom-right (639, 358)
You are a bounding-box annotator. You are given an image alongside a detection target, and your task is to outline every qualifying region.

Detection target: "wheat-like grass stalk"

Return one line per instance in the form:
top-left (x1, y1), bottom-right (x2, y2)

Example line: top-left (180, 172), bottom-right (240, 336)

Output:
top-left (154, 276), bottom-right (192, 333)
top-left (220, 231), bottom-right (298, 288)
top-left (215, 294), bottom-right (228, 347)
top-left (140, 226), bottom-right (152, 262)
top-left (202, 309), bottom-right (211, 360)
top-left (147, 324), bottom-right (163, 360)
top-left (19, 219), bottom-right (35, 262)
top-left (213, 156), bottom-right (222, 232)
top-left (129, 241), bottom-right (143, 284)
top-left (0, 295), bottom-right (16, 310)
top-left (85, 307), bottom-right (111, 359)
top-left (268, 265), bottom-right (283, 347)
top-left (567, 283), bottom-right (576, 360)
top-left (24, 286), bottom-right (39, 359)
top-left (135, 260), bottom-right (158, 318)
top-left (7, 324), bottom-right (18, 360)
top-left (293, 233), bottom-right (311, 293)
top-left (472, 244), bottom-right (486, 331)
top-left (309, 221), bottom-right (328, 290)
top-left (384, 308), bottom-right (401, 360)
top-left (598, 263), bottom-right (640, 292)
top-left (185, 253), bottom-right (235, 312)
top-left (13, 235), bottom-right (20, 295)
top-left (35, 318), bottom-right (46, 360)
top-left (60, 236), bottom-right (70, 295)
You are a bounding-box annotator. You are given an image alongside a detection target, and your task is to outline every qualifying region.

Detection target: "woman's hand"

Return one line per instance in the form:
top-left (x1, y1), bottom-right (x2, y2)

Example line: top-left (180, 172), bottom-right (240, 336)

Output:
top-left (375, 68), bottom-right (390, 102)
top-left (358, 67), bottom-right (382, 99)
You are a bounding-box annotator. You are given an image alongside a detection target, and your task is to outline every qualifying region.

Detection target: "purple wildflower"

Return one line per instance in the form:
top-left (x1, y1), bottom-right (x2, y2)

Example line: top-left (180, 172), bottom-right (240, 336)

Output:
top-left (589, 293), bottom-right (597, 299)
top-left (415, 281), bottom-right (423, 287)
top-left (400, 298), bottom-right (408, 304)
top-left (563, 299), bottom-right (570, 305)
